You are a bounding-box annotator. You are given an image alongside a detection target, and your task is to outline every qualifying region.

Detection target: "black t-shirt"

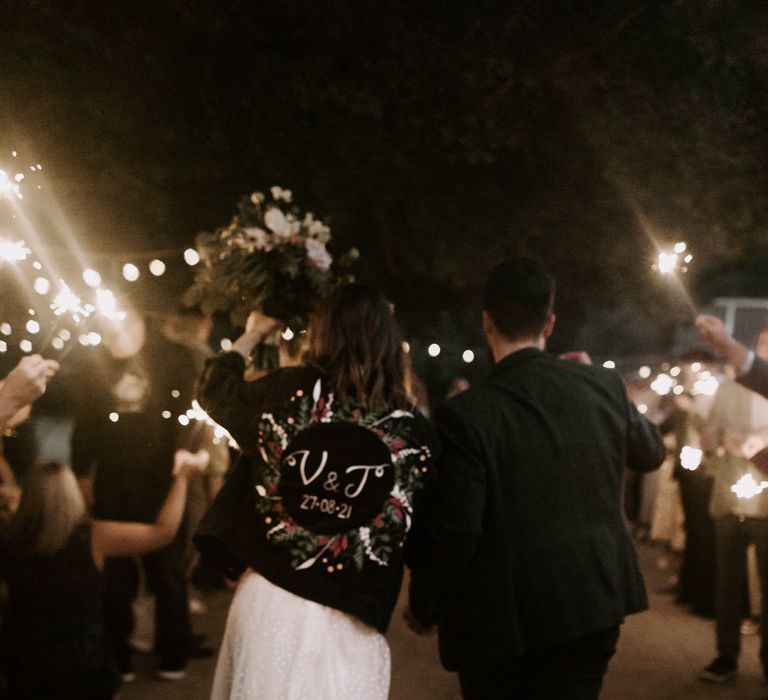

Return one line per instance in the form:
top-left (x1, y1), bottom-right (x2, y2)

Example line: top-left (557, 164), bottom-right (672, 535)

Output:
top-left (71, 331), bottom-right (197, 522)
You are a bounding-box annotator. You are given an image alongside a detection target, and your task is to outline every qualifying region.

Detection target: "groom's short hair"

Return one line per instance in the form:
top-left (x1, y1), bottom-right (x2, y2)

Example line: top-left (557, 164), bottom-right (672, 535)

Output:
top-left (483, 257), bottom-right (555, 341)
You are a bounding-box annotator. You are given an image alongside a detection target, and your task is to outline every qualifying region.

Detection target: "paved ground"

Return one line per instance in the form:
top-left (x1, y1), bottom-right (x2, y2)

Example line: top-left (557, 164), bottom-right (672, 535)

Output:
top-left (123, 543), bottom-right (768, 699)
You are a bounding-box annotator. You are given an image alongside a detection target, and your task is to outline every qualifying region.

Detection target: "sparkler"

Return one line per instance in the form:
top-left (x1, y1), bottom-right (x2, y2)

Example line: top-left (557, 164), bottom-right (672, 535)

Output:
top-left (680, 446), bottom-right (703, 471)
top-left (692, 371), bottom-right (719, 396)
top-left (731, 473), bottom-right (768, 500)
top-left (653, 242), bottom-right (693, 276)
top-left (0, 170), bottom-right (23, 200)
top-left (181, 399), bottom-right (239, 449)
top-left (50, 280), bottom-right (89, 323)
top-left (0, 239), bottom-right (31, 262)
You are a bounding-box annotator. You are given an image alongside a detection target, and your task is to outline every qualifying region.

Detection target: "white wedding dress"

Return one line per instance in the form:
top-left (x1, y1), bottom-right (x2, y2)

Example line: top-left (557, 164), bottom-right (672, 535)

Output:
top-left (210, 572), bottom-right (391, 700)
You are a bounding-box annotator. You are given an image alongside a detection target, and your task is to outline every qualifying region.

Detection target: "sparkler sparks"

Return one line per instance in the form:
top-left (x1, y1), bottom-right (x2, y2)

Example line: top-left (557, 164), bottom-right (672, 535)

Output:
top-left (0, 239), bottom-right (31, 262)
top-left (680, 446), bottom-right (703, 471)
top-left (50, 280), bottom-right (89, 323)
top-left (731, 473), bottom-right (768, 500)
top-left (95, 288), bottom-right (126, 321)
top-left (0, 170), bottom-right (23, 200)
top-left (184, 400), bottom-right (239, 448)
top-left (653, 242), bottom-right (693, 275)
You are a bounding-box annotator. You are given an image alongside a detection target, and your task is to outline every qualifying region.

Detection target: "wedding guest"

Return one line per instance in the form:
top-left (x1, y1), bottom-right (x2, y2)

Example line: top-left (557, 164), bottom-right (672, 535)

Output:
top-left (405, 257), bottom-right (665, 700)
top-left (697, 314), bottom-right (768, 398)
top-left (695, 321), bottom-right (768, 682)
top-left (195, 283), bottom-right (436, 700)
top-left (70, 305), bottom-right (202, 680)
top-left (0, 355), bottom-right (58, 523)
top-left (0, 451), bottom-right (205, 699)
top-left (163, 306), bottom-right (229, 611)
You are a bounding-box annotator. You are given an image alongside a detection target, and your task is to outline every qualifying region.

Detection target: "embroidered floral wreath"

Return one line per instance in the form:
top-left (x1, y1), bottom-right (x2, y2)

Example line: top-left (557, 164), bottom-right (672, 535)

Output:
top-left (184, 186), bottom-right (358, 330)
top-left (252, 378), bottom-right (431, 574)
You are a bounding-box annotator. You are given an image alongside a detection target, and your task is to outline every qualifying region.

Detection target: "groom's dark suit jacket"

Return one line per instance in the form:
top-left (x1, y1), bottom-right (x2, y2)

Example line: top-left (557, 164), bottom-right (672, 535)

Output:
top-left (406, 347), bottom-right (665, 672)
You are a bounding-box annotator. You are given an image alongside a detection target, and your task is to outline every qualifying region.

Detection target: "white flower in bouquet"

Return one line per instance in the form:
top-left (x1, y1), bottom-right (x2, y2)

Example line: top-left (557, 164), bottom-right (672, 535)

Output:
top-left (250, 191), bottom-right (265, 204)
top-left (285, 213), bottom-right (302, 237)
top-left (264, 207), bottom-right (293, 239)
top-left (270, 186), bottom-right (293, 202)
top-left (305, 237), bottom-right (333, 271)
top-left (303, 212), bottom-right (331, 243)
top-left (242, 226), bottom-right (270, 251)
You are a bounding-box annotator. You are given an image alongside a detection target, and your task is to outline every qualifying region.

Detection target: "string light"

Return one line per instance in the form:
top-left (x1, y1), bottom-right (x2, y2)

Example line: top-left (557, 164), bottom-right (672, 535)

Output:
top-left (19, 340), bottom-right (32, 353)
top-left (82, 269), bottom-right (102, 288)
top-left (220, 338), bottom-right (232, 351)
top-left (462, 350), bottom-right (475, 363)
top-left (149, 259), bottom-right (166, 276)
top-left (33, 277), bottom-right (50, 295)
top-left (25, 320), bottom-right (39, 334)
top-left (122, 263), bottom-right (140, 282)
top-left (402, 341), bottom-right (410, 354)
top-left (427, 343), bottom-right (441, 357)
top-left (603, 360), bottom-right (616, 369)
top-left (282, 327), bottom-right (295, 341)
top-left (184, 248), bottom-right (200, 266)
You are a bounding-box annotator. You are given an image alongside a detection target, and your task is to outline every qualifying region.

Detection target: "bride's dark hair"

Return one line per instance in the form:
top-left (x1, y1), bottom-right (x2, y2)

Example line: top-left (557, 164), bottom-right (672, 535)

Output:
top-left (305, 283), bottom-right (409, 411)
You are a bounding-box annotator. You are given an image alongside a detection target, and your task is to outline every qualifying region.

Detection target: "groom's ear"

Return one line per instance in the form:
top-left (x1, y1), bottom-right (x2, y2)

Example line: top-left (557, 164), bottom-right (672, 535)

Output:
top-left (543, 310), bottom-right (556, 339)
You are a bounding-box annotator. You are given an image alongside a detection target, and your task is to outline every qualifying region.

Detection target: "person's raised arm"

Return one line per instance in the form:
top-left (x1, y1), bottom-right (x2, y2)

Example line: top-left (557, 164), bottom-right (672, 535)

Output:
top-left (90, 449), bottom-right (208, 568)
top-left (0, 355), bottom-right (58, 431)
top-left (696, 314), bottom-right (768, 399)
top-left (695, 315), bottom-right (749, 371)
top-left (197, 311), bottom-right (284, 445)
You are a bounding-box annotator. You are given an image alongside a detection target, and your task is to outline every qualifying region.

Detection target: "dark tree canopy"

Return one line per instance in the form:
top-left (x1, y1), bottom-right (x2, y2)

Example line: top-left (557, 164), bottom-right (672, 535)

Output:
top-left (1, 0), bottom-right (768, 386)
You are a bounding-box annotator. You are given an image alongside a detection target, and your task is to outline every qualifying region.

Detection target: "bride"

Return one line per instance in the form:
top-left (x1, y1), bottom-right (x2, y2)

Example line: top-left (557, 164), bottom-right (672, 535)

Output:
top-left (195, 283), bottom-right (436, 700)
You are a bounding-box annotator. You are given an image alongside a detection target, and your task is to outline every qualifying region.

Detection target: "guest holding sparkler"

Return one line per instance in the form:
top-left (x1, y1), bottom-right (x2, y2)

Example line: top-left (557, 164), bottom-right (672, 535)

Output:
top-left (0, 453), bottom-right (206, 700)
top-left (696, 316), bottom-right (768, 682)
top-left (195, 283), bottom-right (435, 700)
top-left (70, 304), bottom-right (204, 681)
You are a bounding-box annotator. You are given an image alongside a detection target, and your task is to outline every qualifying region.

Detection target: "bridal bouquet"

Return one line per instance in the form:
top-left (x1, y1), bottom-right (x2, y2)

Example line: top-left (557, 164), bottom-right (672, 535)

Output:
top-left (185, 186), bottom-right (357, 330)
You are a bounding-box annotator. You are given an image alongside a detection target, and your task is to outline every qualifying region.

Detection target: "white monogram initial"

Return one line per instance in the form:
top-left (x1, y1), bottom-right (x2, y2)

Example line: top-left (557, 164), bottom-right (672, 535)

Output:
top-left (285, 450), bottom-right (329, 486)
top-left (344, 464), bottom-right (390, 498)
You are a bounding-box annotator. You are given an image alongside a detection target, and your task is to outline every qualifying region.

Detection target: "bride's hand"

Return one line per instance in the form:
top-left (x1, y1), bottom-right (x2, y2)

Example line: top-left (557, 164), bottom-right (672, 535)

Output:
top-left (245, 311), bottom-right (280, 338)
top-left (231, 311), bottom-right (280, 358)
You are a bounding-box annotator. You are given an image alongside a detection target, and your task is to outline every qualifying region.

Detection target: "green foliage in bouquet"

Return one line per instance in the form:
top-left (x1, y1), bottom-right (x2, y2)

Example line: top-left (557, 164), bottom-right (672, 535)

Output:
top-left (185, 186), bottom-right (357, 330)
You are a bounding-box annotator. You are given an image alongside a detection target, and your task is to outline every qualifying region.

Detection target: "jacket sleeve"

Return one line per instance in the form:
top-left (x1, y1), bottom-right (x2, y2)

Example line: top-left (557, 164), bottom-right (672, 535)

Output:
top-left (623, 378), bottom-right (666, 473)
top-left (739, 356), bottom-right (768, 399)
top-left (196, 352), bottom-right (296, 450)
top-left (406, 401), bottom-right (486, 625)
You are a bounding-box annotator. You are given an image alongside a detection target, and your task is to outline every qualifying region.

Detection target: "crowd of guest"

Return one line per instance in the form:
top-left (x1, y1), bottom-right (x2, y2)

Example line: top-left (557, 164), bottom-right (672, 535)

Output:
top-left (1, 260), bottom-right (767, 700)
top-left (0, 303), bottom-right (226, 697)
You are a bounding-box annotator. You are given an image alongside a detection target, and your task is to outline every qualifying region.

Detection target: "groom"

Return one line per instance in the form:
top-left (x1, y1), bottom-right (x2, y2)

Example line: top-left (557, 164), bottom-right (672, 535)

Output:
top-left (406, 257), bottom-right (665, 699)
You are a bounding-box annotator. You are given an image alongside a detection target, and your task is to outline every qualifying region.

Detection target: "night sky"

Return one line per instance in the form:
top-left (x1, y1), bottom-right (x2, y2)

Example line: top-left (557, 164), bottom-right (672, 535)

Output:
top-left (2, 1), bottom-right (768, 388)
